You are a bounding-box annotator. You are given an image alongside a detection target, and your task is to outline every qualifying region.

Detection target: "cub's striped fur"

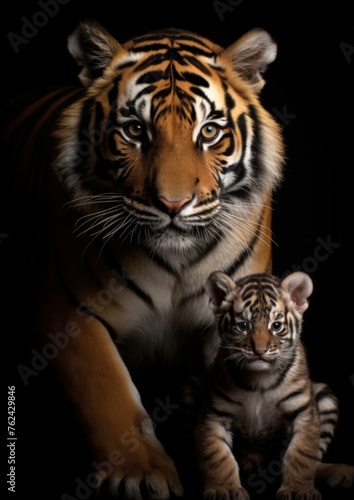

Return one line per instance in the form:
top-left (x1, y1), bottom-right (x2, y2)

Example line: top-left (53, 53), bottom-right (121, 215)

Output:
top-left (2, 20), bottom-right (285, 498)
top-left (191, 271), bottom-right (354, 499)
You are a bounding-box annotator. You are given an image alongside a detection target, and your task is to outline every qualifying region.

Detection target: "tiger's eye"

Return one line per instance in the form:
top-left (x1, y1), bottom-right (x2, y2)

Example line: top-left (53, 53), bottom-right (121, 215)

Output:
top-left (124, 121), bottom-right (144, 139)
top-left (236, 321), bottom-right (250, 332)
top-left (271, 321), bottom-right (283, 333)
top-left (199, 123), bottom-right (220, 141)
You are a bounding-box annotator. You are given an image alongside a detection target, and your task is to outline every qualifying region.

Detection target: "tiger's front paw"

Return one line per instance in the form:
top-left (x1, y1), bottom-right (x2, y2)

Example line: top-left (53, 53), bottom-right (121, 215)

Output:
top-left (276, 487), bottom-right (321, 500)
top-left (98, 446), bottom-right (183, 499)
top-left (203, 486), bottom-right (250, 500)
top-left (94, 421), bottom-right (183, 498)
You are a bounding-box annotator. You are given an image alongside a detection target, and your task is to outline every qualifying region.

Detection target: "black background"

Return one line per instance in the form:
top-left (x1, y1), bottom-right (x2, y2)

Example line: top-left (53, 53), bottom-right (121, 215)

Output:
top-left (1, 1), bottom-right (353, 499)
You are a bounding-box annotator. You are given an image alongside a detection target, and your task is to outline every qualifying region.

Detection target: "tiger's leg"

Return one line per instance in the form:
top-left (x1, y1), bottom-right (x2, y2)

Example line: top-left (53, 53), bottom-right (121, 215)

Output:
top-left (37, 283), bottom-right (183, 498)
top-left (313, 383), bottom-right (354, 489)
top-left (313, 382), bottom-right (339, 461)
top-left (195, 416), bottom-right (250, 500)
top-left (315, 463), bottom-right (354, 489)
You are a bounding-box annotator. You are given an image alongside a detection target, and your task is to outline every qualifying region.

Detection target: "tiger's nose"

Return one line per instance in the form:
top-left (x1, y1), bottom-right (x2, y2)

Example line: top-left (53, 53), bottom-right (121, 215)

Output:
top-left (158, 196), bottom-right (192, 215)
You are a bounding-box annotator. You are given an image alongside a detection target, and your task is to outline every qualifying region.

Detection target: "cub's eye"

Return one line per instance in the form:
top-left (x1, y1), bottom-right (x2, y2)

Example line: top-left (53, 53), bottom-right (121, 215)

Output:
top-left (199, 123), bottom-right (221, 142)
top-left (271, 321), bottom-right (284, 334)
top-left (123, 121), bottom-right (145, 139)
top-left (236, 321), bottom-right (250, 333)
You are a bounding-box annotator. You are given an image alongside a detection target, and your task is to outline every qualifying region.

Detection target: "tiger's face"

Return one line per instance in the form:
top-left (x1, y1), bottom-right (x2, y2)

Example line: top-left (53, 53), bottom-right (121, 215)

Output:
top-left (58, 22), bottom-right (284, 255)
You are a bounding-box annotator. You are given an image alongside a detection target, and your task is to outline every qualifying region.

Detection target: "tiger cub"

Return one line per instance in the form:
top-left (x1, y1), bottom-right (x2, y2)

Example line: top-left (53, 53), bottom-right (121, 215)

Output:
top-left (192, 271), bottom-right (354, 499)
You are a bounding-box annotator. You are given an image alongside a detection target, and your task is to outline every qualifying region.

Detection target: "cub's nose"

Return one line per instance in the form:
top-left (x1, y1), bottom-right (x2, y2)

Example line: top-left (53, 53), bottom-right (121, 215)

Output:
top-left (254, 346), bottom-right (268, 356)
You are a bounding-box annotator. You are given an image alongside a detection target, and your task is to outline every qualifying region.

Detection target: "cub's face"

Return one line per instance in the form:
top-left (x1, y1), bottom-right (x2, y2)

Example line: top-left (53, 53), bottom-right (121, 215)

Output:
top-left (217, 285), bottom-right (289, 372)
top-left (58, 23), bottom-right (284, 254)
top-left (205, 271), bottom-right (313, 373)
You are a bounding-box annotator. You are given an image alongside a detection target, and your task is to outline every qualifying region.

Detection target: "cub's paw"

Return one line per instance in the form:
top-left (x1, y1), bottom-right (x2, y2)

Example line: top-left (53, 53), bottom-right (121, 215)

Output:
top-left (276, 487), bottom-right (321, 500)
top-left (203, 486), bottom-right (250, 500)
top-left (316, 462), bottom-right (354, 488)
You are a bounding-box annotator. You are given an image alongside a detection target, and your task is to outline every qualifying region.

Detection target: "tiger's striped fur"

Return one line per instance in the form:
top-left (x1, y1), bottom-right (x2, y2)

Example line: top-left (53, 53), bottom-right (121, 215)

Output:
top-left (192, 271), bottom-right (354, 499)
top-left (1, 20), bottom-right (285, 498)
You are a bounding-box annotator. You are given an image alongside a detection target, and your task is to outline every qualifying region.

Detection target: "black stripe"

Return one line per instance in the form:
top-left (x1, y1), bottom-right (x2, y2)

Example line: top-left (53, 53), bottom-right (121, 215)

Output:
top-left (136, 70), bottom-right (169, 84)
top-left (143, 248), bottom-right (178, 276)
top-left (181, 71), bottom-right (209, 87)
top-left (283, 401), bottom-right (311, 421)
top-left (4, 87), bottom-right (80, 123)
top-left (130, 84), bottom-right (158, 104)
top-left (277, 387), bottom-right (307, 406)
top-left (178, 286), bottom-right (206, 307)
top-left (315, 386), bottom-right (336, 403)
top-left (213, 386), bottom-right (242, 406)
top-left (225, 91), bottom-right (235, 111)
top-left (134, 53), bottom-right (169, 72)
top-left (74, 98), bottom-right (95, 177)
top-left (189, 230), bottom-right (223, 264)
top-left (320, 417), bottom-right (338, 427)
top-left (246, 286), bottom-right (276, 300)
top-left (319, 409), bottom-right (339, 416)
top-left (223, 113), bottom-right (247, 181)
top-left (133, 31), bottom-right (213, 51)
top-left (288, 316), bottom-right (295, 335)
top-left (94, 102), bottom-right (113, 180)
top-left (320, 431), bottom-right (334, 440)
top-left (172, 33), bottom-right (214, 49)
top-left (131, 42), bottom-right (170, 53)
top-left (298, 449), bottom-right (318, 462)
top-left (220, 133), bottom-right (236, 157)
top-left (82, 251), bottom-right (106, 289)
top-left (103, 248), bottom-right (155, 309)
top-left (130, 33), bottom-right (215, 58)
top-left (115, 59), bottom-right (137, 70)
top-left (5, 88), bottom-right (81, 185)
top-left (9, 88), bottom-right (83, 238)
top-left (110, 268), bottom-right (155, 309)
top-left (108, 78), bottom-right (120, 112)
top-left (55, 258), bottom-right (117, 340)
top-left (224, 220), bottom-right (261, 277)
top-left (208, 406), bottom-right (233, 418)
top-left (199, 447), bottom-right (229, 465)
top-left (241, 288), bottom-right (259, 302)
top-left (248, 104), bottom-right (263, 179)
top-left (176, 42), bottom-right (214, 58)
top-left (183, 55), bottom-right (212, 76)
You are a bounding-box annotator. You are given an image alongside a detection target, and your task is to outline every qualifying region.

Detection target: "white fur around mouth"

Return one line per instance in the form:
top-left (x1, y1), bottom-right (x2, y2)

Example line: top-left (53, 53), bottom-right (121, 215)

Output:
top-left (247, 358), bottom-right (272, 371)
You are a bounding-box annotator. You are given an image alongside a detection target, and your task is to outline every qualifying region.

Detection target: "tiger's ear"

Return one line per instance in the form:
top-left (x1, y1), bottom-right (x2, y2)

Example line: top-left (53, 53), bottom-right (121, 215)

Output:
top-left (220, 28), bottom-right (277, 93)
top-left (281, 272), bottom-right (313, 314)
top-left (67, 19), bottom-right (123, 86)
top-left (205, 271), bottom-right (236, 310)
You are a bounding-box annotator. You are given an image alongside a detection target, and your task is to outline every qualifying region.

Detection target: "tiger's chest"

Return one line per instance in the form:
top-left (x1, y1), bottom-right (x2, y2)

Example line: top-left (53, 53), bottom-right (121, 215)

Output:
top-left (89, 255), bottom-right (218, 373)
top-left (228, 390), bottom-right (292, 472)
top-left (231, 390), bottom-right (289, 440)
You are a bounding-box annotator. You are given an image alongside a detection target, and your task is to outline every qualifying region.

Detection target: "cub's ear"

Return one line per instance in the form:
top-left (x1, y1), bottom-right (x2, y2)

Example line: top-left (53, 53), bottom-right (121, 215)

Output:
top-left (205, 271), bottom-right (236, 310)
top-left (219, 28), bottom-right (277, 93)
top-left (281, 272), bottom-right (313, 314)
top-left (67, 19), bottom-right (123, 86)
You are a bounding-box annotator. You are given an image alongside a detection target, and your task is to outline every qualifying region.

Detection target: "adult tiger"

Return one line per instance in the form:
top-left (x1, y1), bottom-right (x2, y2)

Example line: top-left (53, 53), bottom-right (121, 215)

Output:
top-left (1, 20), bottom-right (284, 498)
